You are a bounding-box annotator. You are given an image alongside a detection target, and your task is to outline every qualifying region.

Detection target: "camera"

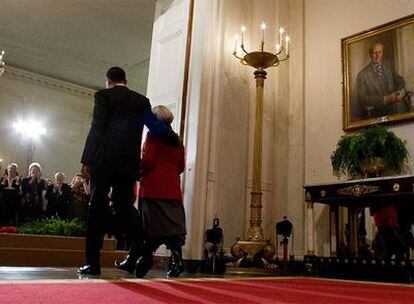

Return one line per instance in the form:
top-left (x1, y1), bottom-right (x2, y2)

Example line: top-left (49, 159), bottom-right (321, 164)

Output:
top-left (276, 216), bottom-right (293, 238)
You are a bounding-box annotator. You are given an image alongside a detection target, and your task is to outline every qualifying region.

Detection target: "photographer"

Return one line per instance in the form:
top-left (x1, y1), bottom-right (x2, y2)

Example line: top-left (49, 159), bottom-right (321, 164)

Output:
top-left (69, 174), bottom-right (90, 222)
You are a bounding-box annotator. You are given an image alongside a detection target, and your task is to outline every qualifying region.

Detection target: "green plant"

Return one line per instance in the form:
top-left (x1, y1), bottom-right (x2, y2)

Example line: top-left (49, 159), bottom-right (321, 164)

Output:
top-left (19, 217), bottom-right (86, 237)
top-left (331, 125), bottom-right (409, 178)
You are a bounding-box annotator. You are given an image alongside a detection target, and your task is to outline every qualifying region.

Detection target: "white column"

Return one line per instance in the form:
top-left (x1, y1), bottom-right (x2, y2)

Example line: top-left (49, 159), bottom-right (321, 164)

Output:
top-left (330, 206), bottom-right (337, 256)
top-left (306, 201), bottom-right (315, 255)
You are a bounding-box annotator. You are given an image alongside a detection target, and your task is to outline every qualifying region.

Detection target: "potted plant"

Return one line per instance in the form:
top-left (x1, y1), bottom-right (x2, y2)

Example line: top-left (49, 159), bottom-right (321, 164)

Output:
top-left (331, 125), bottom-right (409, 178)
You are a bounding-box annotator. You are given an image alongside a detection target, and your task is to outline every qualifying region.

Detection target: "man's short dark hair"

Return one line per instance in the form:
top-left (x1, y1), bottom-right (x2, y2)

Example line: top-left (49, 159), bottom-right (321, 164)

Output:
top-left (106, 67), bottom-right (126, 82)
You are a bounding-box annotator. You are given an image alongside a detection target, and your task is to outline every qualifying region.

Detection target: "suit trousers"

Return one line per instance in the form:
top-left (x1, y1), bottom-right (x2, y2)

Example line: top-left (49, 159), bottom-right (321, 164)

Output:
top-left (85, 165), bottom-right (142, 266)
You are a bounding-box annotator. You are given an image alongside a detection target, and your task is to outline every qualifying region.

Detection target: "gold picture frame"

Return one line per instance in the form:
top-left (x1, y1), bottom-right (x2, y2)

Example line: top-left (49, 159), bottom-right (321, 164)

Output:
top-left (342, 14), bottom-right (414, 131)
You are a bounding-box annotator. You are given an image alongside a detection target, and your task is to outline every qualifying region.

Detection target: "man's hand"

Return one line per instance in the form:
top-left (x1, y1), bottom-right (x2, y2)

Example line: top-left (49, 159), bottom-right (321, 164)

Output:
top-left (385, 90), bottom-right (405, 104)
top-left (81, 164), bottom-right (91, 181)
top-left (394, 89), bottom-right (406, 102)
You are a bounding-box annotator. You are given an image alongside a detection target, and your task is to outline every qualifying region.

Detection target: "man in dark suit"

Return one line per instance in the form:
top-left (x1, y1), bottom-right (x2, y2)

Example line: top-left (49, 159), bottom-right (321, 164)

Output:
top-left (356, 42), bottom-right (408, 119)
top-left (77, 67), bottom-right (178, 275)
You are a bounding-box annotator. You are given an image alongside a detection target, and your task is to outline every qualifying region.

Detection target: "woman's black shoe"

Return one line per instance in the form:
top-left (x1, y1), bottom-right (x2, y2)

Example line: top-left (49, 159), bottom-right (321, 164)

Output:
top-left (166, 248), bottom-right (184, 278)
top-left (166, 260), bottom-right (184, 278)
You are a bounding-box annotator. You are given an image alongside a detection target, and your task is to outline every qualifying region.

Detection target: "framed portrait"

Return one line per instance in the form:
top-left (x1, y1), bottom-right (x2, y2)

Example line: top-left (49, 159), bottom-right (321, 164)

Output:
top-left (342, 14), bottom-right (414, 131)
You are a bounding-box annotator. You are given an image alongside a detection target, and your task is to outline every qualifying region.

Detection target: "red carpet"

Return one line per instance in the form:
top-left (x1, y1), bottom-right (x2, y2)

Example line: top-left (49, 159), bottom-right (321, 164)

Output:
top-left (1, 277), bottom-right (414, 303)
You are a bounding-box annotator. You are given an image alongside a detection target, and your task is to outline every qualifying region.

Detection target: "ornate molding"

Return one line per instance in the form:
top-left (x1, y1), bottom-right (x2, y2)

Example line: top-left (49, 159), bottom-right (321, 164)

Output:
top-left (159, 29), bottom-right (184, 45)
top-left (4, 66), bottom-right (96, 97)
top-left (337, 184), bottom-right (380, 197)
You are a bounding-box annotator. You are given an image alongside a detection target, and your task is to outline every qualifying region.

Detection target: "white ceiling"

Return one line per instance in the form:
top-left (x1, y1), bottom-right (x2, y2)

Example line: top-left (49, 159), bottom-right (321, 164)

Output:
top-left (0, 0), bottom-right (156, 92)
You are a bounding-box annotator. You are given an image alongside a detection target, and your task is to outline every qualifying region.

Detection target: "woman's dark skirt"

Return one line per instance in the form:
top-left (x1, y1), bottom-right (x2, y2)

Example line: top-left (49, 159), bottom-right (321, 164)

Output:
top-left (139, 198), bottom-right (186, 240)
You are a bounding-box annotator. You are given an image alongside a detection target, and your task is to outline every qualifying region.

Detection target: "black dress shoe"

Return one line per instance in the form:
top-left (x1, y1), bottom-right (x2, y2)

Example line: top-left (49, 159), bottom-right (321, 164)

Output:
top-left (135, 255), bottom-right (153, 278)
top-left (115, 258), bottom-right (136, 274)
top-left (166, 253), bottom-right (185, 278)
top-left (77, 264), bottom-right (101, 275)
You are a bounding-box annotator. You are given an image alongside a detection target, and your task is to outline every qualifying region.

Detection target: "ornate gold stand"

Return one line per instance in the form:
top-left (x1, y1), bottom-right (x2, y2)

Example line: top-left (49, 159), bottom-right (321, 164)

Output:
top-left (230, 49), bottom-right (288, 268)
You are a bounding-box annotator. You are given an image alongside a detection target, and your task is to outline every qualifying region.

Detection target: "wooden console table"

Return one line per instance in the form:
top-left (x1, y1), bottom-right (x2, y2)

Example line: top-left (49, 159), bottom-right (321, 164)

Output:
top-left (304, 174), bottom-right (414, 256)
top-left (303, 175), bottom-right (414, 282)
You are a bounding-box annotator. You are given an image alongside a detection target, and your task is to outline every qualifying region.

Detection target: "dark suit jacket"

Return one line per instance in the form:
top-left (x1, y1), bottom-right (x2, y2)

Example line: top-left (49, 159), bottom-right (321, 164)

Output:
top-left (356, 60), bottom-right (405, 118)
top-left (81, 85), bottom-right (175, 179)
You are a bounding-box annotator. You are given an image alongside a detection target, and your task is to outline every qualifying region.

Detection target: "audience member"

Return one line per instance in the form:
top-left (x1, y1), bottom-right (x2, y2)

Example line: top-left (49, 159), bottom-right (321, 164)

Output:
top-left (69, 174), bottom-right (90, 222)
top-left (21, 162), bottom-right (46, 223)
top-left (45, 172), bottom-right (72, 219)
top-left (0, 163), bottom-right (21, 226)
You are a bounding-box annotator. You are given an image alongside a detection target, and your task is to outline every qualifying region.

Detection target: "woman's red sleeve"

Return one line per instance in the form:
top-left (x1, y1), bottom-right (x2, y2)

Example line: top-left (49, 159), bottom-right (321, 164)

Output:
top-left (140, 134), bottom-right (157, 176)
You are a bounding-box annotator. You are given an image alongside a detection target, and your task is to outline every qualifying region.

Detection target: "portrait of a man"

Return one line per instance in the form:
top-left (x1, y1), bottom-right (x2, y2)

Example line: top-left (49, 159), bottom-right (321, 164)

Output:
top-left (342, 15), bottom-right (414, 130)
top-left (356, 42), bottom-right (409, 119)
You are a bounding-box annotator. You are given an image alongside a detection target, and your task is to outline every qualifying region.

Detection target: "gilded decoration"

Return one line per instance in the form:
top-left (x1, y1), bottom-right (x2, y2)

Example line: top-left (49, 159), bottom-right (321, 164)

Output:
top-left (393, 183), bottom-right (400, 192)
top-left (337, 184), bottom-right (380, 197)
top-left (247, 226), bottom-right (264, 242)
top-left (230, 22), bottom-right (290, 268)
top-left (230, 240), bottom-right (275, 262)
top-left (342, 14), bottom-right (414, 131)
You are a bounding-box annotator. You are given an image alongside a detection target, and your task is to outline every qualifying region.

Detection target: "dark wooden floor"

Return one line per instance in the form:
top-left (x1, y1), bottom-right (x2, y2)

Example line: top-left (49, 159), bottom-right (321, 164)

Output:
top-left (0, 267), bottom-right (202, 280)
top-left (0, 267), bottom-right (274, 281)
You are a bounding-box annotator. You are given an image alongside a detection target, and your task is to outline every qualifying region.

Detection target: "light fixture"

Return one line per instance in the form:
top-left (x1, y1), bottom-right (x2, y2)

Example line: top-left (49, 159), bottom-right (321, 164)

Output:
top-left (230, 23), bottom-right (290, 268)
top-left (13, 120), bottom-right (47, 140)
top-left (12, 119), bottom-right (46, 169)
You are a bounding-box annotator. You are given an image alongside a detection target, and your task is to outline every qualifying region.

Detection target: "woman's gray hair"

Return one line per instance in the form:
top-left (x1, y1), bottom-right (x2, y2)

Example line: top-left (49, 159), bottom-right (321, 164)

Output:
top-left (28, 162), bottom-right (42, 173)
top-left (152, 105), bottom-right (174, 124)
top-left (7, 163), bottom-right (18, 170)
top-left (54, 171), bottom-right (65, 180)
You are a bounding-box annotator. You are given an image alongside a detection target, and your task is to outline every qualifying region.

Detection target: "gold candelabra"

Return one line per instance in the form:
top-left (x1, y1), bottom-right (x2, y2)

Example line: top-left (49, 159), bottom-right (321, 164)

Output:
top-left (0, 49), bottom-right (5, 77)
top-left (230, 23), bottom-right (290, 268)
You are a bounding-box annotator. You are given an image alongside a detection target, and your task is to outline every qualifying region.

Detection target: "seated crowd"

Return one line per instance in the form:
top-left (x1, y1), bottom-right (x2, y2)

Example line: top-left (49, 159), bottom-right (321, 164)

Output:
top-left (0, 162), bottom-right (90, 227)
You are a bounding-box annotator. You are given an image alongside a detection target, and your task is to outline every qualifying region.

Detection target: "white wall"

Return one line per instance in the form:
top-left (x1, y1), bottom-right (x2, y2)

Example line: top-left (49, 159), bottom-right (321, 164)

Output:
top-left (149, 0), bottom-right (414, 260)
top-left (0, 67), bottom-right (93, 181)
top-left (183, 0), bottom-right (306, 258)
top-left (305, 0), bottom-right (414, 255)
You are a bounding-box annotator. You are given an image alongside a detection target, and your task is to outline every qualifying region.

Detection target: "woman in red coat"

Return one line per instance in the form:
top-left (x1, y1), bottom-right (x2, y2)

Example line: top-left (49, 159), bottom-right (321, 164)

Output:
top-left (135, 105), bottom-right (186, 278)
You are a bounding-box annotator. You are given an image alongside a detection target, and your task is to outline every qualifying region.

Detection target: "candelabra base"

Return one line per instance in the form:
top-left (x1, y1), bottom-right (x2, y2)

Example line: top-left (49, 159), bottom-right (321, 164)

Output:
top-left (230, 239), bottom-right (275, 268)
top-left (226, 265), bottom-right (280, 275)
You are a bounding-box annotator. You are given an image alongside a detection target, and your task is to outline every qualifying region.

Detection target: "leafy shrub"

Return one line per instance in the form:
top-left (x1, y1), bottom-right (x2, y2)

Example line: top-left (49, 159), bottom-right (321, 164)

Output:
top-left (19, 217), bottom-right (86, 237)
top-left (331, 125), bottom-right (409, 178)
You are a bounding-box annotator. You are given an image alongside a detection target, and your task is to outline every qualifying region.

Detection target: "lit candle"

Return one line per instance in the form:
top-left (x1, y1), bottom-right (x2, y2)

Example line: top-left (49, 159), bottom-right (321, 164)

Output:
top-left (285, 35), bottom-right (290, 55)
top-left (234, 35), bottom-right (239, 53)
top-left (241, 26), bottom-right (246, 45)
top-left (276, 43), bottom-right (281, 53)
top-left (261, 23), bottom-right (266, 44)
top-left (279, 28), bottom-right (285, 47)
